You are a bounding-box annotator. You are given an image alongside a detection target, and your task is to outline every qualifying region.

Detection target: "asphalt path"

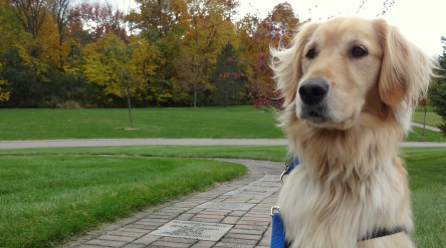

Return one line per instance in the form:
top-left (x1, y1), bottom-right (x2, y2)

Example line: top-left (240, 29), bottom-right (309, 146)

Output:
top-left (0, 138), bottom-right (445, 150)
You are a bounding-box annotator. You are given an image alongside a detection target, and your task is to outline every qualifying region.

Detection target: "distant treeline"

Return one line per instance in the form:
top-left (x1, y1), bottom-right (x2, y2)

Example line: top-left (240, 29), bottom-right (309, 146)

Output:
top-left (0, 0), bottom-right (299, 108)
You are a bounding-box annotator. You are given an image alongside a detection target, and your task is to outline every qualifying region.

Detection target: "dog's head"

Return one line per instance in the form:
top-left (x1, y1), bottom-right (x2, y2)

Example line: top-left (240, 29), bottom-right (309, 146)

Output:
top-left (272, 17), bottom-right (435, 131)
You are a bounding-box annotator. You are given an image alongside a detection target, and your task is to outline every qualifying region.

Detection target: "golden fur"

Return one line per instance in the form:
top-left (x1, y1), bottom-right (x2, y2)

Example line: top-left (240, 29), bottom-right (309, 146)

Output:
top-left (270, 17), bottom-right (436, 248)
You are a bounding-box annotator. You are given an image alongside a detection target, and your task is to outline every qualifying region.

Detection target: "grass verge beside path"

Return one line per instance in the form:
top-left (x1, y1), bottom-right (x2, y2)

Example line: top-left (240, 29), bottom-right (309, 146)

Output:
top-left (0, 156), bottom-right (247, 248)
top-left (0, 146), bottom-right (445, 248)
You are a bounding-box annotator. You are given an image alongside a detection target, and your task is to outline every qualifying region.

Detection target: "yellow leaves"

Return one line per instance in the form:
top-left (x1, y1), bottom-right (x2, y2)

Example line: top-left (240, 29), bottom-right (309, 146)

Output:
top-left (0, 79), bottom-right (11, 101)
top-left (83, 34), bottom-right (160, 102)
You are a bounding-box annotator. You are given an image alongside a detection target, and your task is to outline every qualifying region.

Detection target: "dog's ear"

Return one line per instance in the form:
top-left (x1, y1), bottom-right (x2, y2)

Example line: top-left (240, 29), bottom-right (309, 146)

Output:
top-left (271, 22), bottom-right (320, 107)
top-left (374, 19), bottom-right (434, 107)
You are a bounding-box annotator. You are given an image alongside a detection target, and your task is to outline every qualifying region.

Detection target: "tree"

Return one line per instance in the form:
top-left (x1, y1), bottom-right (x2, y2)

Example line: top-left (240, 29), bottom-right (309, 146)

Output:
top-left (127, 0), bottom-right (190, 38)
top-left (212, 43), bottom-right (246, 107)
top-left (184, 0), bottom-right (238, 108)
top-left (429, 36), bottom-right (446, 135)
top-left (84, 34), bottom-right (157, 127)
top-left (242, 3), bottom-right (299, 109)
top-left (4, 0), bottom-right (52, 38)
top-left (418, 95), bottom-right (431, 137)
top-left (69, 2), bottom-right (126, 42)
top-left (50, 0), bottom-right (71, 46)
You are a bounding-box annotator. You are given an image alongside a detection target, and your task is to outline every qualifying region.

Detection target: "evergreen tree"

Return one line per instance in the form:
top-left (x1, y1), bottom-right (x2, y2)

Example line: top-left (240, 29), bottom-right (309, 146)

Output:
top-left (212, 43), bottom-right (247, 107)
top-left (429, 36), bottom-right (446, 135)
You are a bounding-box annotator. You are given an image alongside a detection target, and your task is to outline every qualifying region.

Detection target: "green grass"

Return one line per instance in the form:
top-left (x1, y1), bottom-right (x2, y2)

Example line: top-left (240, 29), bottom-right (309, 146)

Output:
top-left (407, 126), bottom-right (445, 142)
top-left (0, 106), bottom-right (282, 140)
top-left (404, 148), bottom-right (446, 248)
top-left (0, 155), bottom-right (247, 248)
top-left (0, 106), bottom-right (443, 142)
top-left (413, 106), bottom-right (443, 127)
top-left (0, 145), bottom-right (291, 161)
top-left (1, 146), bottom-right (445, 248)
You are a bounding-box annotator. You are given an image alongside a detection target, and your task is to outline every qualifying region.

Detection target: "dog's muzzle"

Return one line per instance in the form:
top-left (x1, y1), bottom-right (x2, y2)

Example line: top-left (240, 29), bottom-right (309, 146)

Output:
top-left (298, 78), bottom-right (329, 124)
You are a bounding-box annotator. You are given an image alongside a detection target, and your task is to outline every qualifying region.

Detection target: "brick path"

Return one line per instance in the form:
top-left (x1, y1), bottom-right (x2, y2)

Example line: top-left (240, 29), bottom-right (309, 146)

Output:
top-left (64, 159), bottom-right (284, 248)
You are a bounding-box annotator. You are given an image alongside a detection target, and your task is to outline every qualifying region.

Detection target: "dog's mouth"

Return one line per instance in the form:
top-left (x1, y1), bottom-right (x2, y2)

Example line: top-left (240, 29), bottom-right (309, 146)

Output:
top-left (300, 104), bottom-right (328, 124)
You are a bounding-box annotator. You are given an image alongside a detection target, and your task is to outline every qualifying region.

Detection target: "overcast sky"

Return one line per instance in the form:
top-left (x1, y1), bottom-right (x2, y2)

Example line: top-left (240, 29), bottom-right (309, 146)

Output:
top-left (104, 0), bottom-right (446, 55)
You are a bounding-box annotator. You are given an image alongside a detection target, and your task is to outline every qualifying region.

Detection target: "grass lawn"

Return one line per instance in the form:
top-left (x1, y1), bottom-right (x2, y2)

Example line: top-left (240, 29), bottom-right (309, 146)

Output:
top-left (407, 126), bottom-right (445, 142)
top-left (1, 106), bottom-right (442, 142)
top-left (0, 155), bottom-right (247, 248)
top-left (413, 106), bottom-right (443, 127)
top-left (0, 146), bottom-right (445, 248)
top-left (0, 106), bottom-right (282, 140)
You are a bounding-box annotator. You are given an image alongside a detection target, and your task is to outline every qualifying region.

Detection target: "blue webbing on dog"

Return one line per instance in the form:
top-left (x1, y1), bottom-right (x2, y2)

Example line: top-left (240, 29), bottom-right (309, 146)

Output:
top-left (270, 157), bottom-right (299, 248)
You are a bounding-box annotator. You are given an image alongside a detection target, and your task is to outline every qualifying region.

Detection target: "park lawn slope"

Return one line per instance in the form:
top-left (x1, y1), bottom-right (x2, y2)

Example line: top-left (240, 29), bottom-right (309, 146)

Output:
top-left (0, 106), bottom-right (443, 142)
top-left (0, 106), bottom-right (282, 140)
top-left (0, 156), bottom-right (247, 248)
top-left (413, 106), bottom-right (443, 127)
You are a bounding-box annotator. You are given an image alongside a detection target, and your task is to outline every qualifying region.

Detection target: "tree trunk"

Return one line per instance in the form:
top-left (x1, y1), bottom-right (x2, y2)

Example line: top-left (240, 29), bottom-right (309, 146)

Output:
top-left (422, 106), bottom-right (427, 136)
top-left (127, 88), bottom-right (134, 128)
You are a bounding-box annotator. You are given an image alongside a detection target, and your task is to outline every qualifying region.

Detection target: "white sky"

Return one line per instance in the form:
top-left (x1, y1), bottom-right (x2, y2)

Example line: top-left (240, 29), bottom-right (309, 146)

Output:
top-left (104, 0), bottom-right (446, 55)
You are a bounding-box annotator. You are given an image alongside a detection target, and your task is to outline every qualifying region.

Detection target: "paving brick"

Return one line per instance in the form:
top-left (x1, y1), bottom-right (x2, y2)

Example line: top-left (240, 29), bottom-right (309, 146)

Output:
top-left (233, 225), bottom-right (268, 231)
top-left (224, 234), bottom-right (262, 241)
top-left (190, 241), bottom-right (216, 248)
top-left (159, 237), bottom-right (198, 244)
top-left (151, 241), bottom-right (193, 248)
top-left (116, 227), bottom-right (149, 233)
top-left (133, 234), bottom-right (161, 245)
top-left (257, 237), bottom-right (270, 246)
top-left (220, 238), bottom-right (258, 245)
top-left (86, 239), bottom-right (128, 247)
top-left (108, 230), bottom-right (146, 238)
top-left (238, 217), bottom-right (271, 222)
top-left (126, 224), bottom-right (157, 230)
top-left (140, 218), bottom-right (170, 224)
top-left (236, 220), bottom-right (269, 226)
top-left (97, 235), bottom-right (136, 242)
top-left (214, 242), bottom-right (255, 248)
top-left (228, 229), bottom-right (264, 236)
top-left (191, 218), bottom-right (222, 223)
top-left (187, 208), bottom-right (204, 214)
top-left (194, 214), bottom-right (226, 219)
top-left (221, 216), bottom-right (240, 224)
top-left (177, 213), bottom-right (195, 221)
top-left (77, 245), bottom-right (107, 248)
top-left (228, 211), bottom-right (247, 217)
top-left (123, 244), bottom-right (147, 248)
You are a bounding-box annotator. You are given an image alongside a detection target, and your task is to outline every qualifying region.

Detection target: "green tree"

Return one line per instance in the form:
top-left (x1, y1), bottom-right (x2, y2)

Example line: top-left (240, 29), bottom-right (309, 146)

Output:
top-left (429, 36), bottom-right (446, 135)
top-left (84, 34), bottom-right (156, 128)
top-left (212, 43), bottom-right (246, 107)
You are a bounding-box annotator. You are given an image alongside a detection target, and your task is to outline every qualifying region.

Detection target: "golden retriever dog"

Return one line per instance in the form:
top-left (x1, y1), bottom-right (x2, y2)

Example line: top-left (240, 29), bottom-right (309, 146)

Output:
top-left (270, 17), bottom-right (436, 248)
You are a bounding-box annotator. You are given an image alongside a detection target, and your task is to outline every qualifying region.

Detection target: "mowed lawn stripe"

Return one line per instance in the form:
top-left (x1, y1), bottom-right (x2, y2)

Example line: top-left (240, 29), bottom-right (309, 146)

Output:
top-left (0, 156), bottom-right (247, 248)
top-left (0, 106), bottom-right (443, 142)
top-left (0, 106), bottom-right (281, 140)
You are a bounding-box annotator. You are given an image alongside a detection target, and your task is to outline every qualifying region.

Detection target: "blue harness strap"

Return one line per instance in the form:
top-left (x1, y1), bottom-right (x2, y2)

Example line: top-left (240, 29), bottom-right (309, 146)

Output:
top-left (270, 212), bottom-right (286, 248)
top-left (271, 156), bottom-right (299, 248)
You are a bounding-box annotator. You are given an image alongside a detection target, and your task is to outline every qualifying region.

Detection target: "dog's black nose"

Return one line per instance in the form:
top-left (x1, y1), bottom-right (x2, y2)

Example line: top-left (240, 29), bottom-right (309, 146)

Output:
top-left (298, 78), bottom-right (329, 105)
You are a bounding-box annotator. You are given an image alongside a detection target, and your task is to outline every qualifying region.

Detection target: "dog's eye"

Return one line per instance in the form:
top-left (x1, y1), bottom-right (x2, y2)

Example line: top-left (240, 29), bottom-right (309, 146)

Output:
top-left (306, 49), bottom-right (316, 59)
top-left (351, 46), bottom-right (368, 57)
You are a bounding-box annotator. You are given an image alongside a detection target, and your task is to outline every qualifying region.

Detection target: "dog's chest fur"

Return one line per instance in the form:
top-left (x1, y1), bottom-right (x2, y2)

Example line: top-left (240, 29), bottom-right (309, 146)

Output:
top-left (277, 157), bottom-right (414, 248)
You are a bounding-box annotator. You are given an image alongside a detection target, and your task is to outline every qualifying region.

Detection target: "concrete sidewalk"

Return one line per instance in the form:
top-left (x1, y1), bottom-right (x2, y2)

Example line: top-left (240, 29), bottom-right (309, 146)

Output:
top-left (1, 138), bottom-right (446, 150)
top-left (411, 122), bottom-right (441, 132)
top-left (64, 159), bottom-right (283, 248)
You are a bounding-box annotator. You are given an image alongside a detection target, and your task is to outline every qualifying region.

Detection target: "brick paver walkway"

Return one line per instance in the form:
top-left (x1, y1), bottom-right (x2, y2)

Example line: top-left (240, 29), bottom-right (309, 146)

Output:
top-left (64, 159), bottom-right (284, 248)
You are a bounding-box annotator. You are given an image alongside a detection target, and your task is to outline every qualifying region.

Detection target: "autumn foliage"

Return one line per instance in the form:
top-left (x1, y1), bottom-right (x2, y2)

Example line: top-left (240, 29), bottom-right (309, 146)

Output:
top-left (0, 0), bottom-right (300, 108)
